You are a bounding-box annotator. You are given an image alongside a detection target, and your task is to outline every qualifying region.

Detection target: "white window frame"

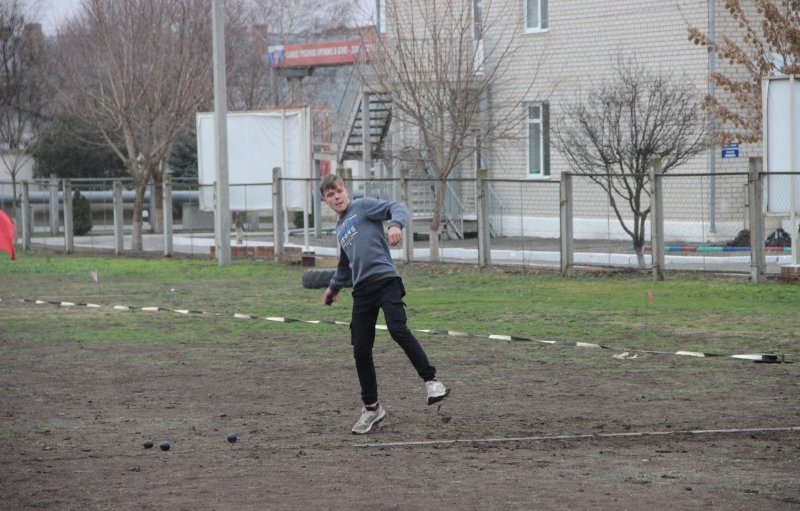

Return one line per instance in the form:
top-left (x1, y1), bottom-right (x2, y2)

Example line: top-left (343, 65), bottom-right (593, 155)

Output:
top-left (526, 102), bottom-right (550, 179)
top-left (525, 0), bottom-right (548, 33)
top-left (473, 0), bottom-right (485, 74)
top-left (375, 0), bottom-right (386, 34)
top-left (473, 0), bottom-right (482, 39)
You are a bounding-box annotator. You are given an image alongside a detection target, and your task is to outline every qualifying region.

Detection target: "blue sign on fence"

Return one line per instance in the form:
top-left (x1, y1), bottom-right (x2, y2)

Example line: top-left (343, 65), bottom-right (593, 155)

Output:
top-left (721, 143), bottom-right (740, 158)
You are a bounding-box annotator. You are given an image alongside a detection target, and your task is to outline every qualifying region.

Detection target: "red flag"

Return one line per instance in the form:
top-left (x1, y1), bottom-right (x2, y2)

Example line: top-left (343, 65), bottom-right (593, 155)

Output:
top-left (647, 289), bottom-right (655, 305)
top-left (0, 210), bottom-right (16, 261)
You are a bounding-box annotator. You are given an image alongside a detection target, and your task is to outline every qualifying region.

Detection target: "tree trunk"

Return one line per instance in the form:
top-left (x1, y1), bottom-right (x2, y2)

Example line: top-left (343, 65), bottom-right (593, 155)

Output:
top-left (428, 181), bottom-right (447, 262)
top-left (429, 215), bottom-right (441, 262)
top-left (10, 174), bottom-right (17, 231)
top-left (635, 213), bottom-right (647, 269)
top-left (234, 212), bottom-right (244, 245)
top-left (635, 248), bottom-right (645, 268)
top-left (633, 236), bottom-right (646, 269)
top-left (152, 174), bottom-right (164, 234)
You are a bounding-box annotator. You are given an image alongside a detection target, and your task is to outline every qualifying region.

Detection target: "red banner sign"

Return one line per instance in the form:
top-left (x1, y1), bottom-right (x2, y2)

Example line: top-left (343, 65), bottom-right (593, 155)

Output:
top-left (268, 39), bottom-right (366, 68)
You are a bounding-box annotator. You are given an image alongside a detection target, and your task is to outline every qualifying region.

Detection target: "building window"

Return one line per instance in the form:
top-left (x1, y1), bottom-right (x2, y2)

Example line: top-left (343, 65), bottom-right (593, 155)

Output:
top-left (474, 134), bottom-right (484, 171)
top-left (473, 0), bottom-right (485, 74)
top-left (527, 103), bottom-right (550, 178)
top-left (375, 0), bottom-right (386, 33)
top-left (525, 0), bottom-right (548, 32)
top-left (473, 0), bottom-right (482, 39)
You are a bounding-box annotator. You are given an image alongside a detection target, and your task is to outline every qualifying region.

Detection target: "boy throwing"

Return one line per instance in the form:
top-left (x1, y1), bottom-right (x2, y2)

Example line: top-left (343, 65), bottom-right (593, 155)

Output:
top-left (320, 174), bottom-right (449, 434)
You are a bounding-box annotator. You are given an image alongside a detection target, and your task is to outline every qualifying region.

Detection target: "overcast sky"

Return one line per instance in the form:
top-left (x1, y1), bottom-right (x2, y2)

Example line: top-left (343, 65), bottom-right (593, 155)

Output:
top-left (39, 0), bottom-right (376, 37)
top-left (40, 0), bottom-right (82, 35)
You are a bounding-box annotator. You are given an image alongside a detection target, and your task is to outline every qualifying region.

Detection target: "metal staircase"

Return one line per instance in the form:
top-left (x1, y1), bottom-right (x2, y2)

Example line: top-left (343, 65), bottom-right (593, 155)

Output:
top-left (397, 148), bottom-right (466, 240)
top-left (332, 69), bottom-right (392, 163)
top-left (328, 66), bottom-right (499, 241)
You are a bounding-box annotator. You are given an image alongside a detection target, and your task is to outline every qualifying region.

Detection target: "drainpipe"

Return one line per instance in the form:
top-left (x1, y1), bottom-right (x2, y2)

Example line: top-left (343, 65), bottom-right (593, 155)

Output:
top-left (791, 76), bottom-right (798, 264)
top-left (708, 0), bottom-right (717, 233)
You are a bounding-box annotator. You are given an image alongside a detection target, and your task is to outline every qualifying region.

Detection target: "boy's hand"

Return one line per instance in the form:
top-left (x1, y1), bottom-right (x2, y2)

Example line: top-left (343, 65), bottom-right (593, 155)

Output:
top-left (388, 225), bottom-right (402, 246)
top-left (322, 288), bottom-right (337, 306)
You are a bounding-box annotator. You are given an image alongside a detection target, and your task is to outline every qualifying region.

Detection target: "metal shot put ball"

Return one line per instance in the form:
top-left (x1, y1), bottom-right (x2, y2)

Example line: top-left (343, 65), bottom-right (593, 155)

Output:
top-left (227, 433), bottom-right (238, 443)
top-left (143, 439), bottom-right (154, 449)
top-left (159, 441), bottom-right (171, 451)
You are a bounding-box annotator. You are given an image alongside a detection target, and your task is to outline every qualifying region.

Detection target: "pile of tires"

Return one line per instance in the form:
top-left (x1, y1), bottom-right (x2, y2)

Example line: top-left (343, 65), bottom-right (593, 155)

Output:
top-left (302, 269), bottom-right (336, 289)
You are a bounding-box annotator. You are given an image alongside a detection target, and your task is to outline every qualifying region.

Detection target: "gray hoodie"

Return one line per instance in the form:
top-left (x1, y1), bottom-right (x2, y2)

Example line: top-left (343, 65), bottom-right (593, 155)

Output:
top-left (328, 197), bottom-right (409, 292)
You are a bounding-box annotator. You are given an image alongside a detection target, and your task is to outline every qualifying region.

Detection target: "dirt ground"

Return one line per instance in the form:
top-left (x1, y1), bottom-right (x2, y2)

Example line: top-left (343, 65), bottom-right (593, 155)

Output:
top-left (1, 318), bottom-right (798, 511)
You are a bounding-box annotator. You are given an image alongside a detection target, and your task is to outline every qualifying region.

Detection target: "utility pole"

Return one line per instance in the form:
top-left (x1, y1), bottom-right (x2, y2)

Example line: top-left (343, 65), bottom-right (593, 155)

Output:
top-left (212, 0), bottom-right (231, 265)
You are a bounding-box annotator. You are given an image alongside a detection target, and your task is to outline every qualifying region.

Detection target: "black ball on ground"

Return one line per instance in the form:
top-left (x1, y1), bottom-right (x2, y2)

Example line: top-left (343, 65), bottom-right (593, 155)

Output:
top-left (226, 433), bottom-right (237, 443)
top-left (159, 441), bottom-right (171, 451)
top-left (143, 439), bottom-right (154, 449)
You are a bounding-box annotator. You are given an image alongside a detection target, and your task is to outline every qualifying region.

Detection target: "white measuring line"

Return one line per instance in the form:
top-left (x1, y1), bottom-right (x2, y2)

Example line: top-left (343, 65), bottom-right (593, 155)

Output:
top-left (5, 297), bottom-right (791, 362)
top-left (353, 426), bottom-right (800, 448)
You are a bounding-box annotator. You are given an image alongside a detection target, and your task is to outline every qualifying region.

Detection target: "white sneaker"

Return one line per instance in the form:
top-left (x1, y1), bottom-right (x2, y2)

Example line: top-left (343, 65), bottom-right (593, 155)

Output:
top-left (425, 379), bottom-right (449, 405)
top-left (351, 404), bottom-right (386, 434)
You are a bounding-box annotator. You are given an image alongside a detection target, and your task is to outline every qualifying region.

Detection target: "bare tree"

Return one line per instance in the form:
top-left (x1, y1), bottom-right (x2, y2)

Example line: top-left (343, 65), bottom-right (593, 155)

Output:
top-left (252, 0), bottom-right (355, 38)
top-left (0, 0), bottom-right (44, 219)
top-left (49, 0), bottom-right (215, 250)
top-left (367, 0), bottom-right (536, 261)
top-left (204, 0), bottom-right (272, 112)
top-left (688, 0), bottom-right (800, 144)
top-left (553, 59), bottom-right (708, 267)
top-left (226, 21), bottom-right (279, 110)
top-left (240, 0), bottom-right (360, 109)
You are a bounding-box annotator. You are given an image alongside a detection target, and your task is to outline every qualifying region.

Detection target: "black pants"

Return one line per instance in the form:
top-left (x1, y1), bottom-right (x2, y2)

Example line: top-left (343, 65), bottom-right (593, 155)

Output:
top-left (350, 276), bottom-right (436, 405)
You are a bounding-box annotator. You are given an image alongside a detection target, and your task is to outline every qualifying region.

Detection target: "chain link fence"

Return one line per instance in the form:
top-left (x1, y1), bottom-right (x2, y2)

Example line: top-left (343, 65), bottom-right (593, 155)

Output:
top-left (658, 173), bottom-right (749, 273)
top-left (3, 166), bottom-right (798, 280)
top-left (568, 174), bottom-right (647, 270)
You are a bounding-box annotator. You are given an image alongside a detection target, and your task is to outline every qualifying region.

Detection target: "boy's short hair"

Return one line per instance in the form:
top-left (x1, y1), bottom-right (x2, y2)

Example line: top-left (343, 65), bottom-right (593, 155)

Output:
top-left (320, 174), bottom-right (344, 195)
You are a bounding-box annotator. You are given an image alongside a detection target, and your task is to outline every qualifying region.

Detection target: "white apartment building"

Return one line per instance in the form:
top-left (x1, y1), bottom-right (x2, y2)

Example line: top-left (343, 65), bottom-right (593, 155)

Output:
top-left (375, 1), bottom-right (769, 243)
top-left (485, 0), bottom-right (756, 174)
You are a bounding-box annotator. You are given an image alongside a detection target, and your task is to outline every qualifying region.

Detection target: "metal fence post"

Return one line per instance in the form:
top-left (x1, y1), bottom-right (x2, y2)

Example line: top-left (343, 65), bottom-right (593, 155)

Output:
top-left (649, 158), bottom-right (665, 281)
top-left (272, 167), bottom-right (284, 260)
top-left (560, 173), bottom-right (574, 276)
top-left (401, 168), bottom-right (413, 263)
top-left (313, 160), bottom-right (322, 238)
top-left (21, 181), bottom-right (30, 250)
top-left (63, 180), bottom-right (74, 254)
top-left (341, 167), bottom-right (353, 199)
top-left (748, 157), bottom-right (766, 282)
top-left (113, 181), bottom-right (123, 252)
top-left (163, 176), bottom-right (173, 257)
top-left (477, 168), bottom-right (491, 269)
top-left (148, 179), bottom-right (157, 233)
top-left (113, 180), bottom-right (124, 255)
top-left (49, 174), bottom-right (59, 235)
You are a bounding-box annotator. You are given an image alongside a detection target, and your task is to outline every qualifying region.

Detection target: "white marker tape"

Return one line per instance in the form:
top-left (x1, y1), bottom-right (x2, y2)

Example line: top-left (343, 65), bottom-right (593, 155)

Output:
top-left (354, 426), bottom-right (800, 449)
top-left (5, 298), bottom-right (791, 364)
top-left (675, 351), bottom-right (706, 358)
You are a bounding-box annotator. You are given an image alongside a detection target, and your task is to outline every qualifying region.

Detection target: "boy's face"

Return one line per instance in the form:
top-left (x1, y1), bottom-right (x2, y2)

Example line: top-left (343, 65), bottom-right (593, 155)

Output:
top-left (322, 182), bottom-right (350, 215)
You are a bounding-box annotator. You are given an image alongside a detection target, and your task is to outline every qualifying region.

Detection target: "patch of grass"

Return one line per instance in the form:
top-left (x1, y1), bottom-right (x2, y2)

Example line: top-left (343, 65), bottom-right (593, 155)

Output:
top-left (1, 255), bottom-right (798, 359)
top-left (627, 472), bottom-right (654, 485)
